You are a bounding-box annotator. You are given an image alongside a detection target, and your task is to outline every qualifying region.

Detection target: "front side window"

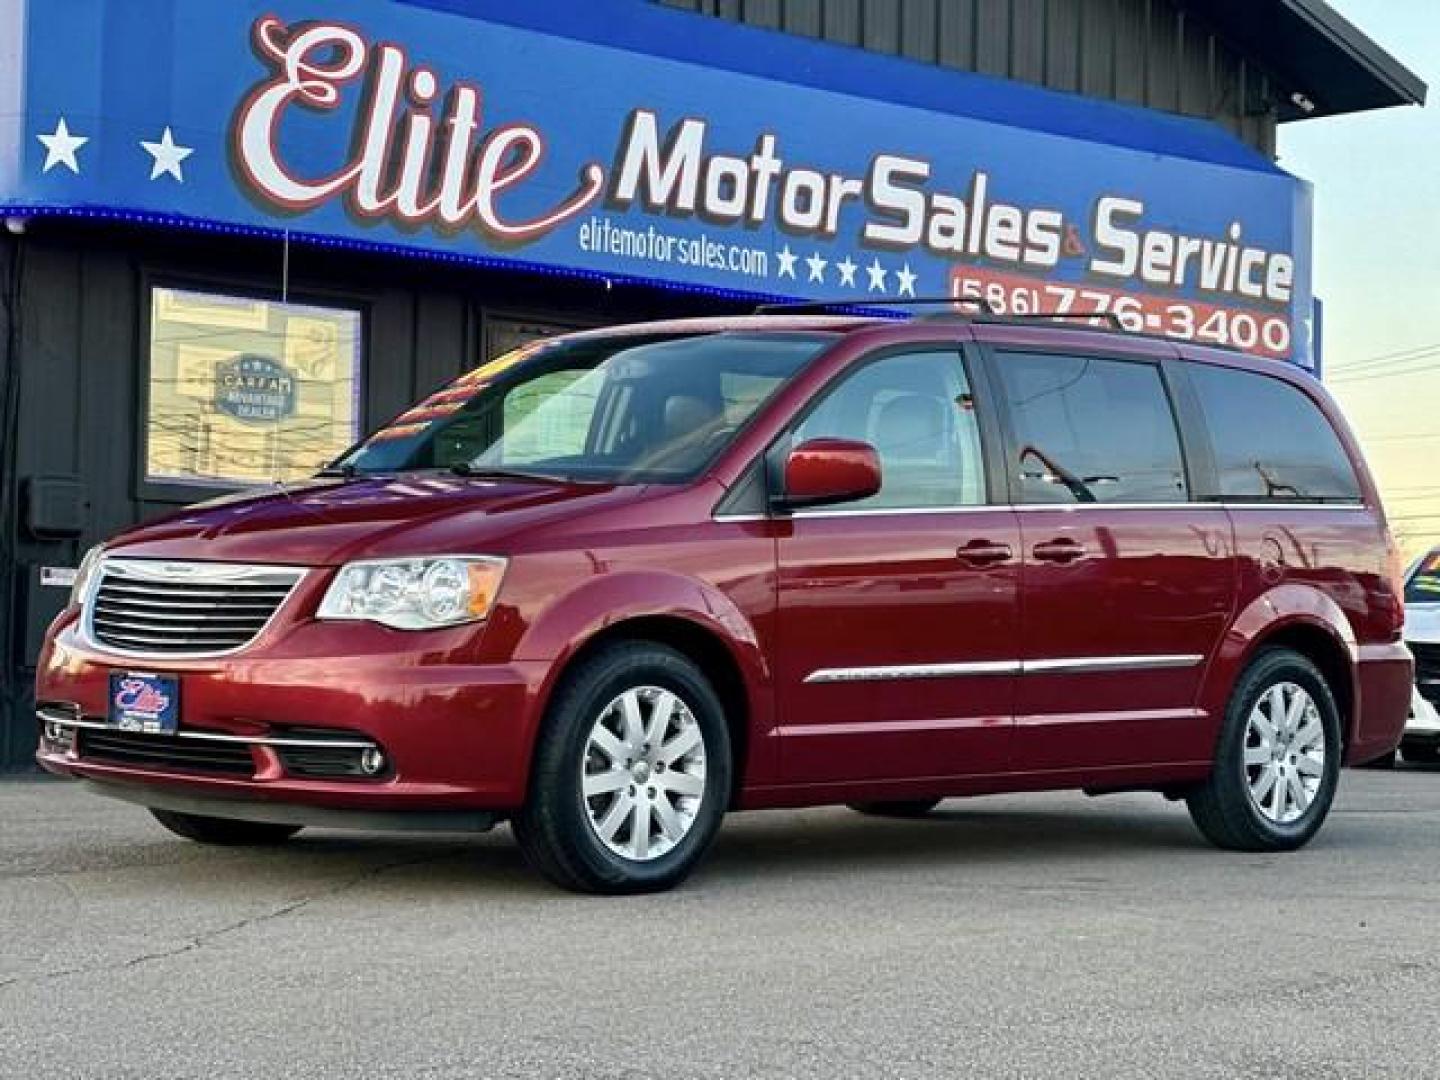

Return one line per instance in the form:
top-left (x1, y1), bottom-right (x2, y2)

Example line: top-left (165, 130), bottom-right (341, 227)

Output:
top-left (1188, 365), bottom-right (1362, 503)
top-left (791, 351), bottom-right (985, 509)
top-left (993, 352), bottom-right (1187, 504)
top-left (342, 332), bottom-right (831, 483)
top-left (146, 287), bottom-right (363, 488)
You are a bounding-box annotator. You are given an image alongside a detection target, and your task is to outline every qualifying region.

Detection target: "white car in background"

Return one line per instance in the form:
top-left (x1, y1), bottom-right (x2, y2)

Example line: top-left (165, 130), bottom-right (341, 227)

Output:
top-left (1399, 548), bottom-right (1440, 766)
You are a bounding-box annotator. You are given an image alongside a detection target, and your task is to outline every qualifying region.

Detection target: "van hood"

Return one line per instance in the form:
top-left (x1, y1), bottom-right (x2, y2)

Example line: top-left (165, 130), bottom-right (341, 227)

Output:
top-left (104, 473), bottom-right (639, 566)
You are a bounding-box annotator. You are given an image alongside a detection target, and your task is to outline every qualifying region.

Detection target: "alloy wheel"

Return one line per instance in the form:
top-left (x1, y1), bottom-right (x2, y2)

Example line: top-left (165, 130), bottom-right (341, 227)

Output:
top-left (1242, 681), bottom-right (1327, 825)
top-left (580, 685), bottom-right (708, 861)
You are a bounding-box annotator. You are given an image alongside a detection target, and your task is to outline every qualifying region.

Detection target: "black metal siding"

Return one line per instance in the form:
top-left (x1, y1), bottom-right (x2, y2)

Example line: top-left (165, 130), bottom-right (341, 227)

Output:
top-left (656, 0), bottom-right (1279, 154)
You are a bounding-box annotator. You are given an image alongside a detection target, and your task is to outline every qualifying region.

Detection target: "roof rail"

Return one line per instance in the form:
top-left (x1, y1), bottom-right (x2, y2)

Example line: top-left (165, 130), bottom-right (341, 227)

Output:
top-left (752, 295), bottom-right (1124, 331)
top-left (969, 310), bottom-right (1124, 331)
top-left (752, 296), bottom-right (996, 316)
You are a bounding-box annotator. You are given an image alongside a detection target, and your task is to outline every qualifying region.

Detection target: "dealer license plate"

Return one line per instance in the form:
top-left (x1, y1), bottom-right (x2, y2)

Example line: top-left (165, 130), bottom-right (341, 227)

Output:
top-left (107, 672), bottom-right (180, 735)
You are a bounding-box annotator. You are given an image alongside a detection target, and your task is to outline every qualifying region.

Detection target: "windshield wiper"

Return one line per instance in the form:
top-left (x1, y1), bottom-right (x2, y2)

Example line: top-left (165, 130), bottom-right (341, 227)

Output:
top-left (315, 463), bottom-right (358, 479)
top-left (446, 463), bottom-right (579, 484)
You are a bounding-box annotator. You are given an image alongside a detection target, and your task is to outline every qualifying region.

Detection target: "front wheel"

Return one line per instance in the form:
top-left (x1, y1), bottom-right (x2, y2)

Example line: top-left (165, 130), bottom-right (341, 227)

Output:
top-left (1186, 649), bottom-right (1342, 852)
top-left (150, 809), bottom-right (302, 846)
top-left (512, 643), bottom-right (732, 894)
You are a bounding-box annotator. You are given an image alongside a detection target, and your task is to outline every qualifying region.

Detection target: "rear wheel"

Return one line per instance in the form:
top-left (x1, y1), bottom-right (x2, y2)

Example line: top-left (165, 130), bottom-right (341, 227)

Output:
top-left (150, 809), bottom-right (302, 846)
top-left (512, 643), bottom-right (732, 894)
top-left (1186, 648), bottom-right (1341, 852)
top-left (848, 799), bottom-right (943, 818)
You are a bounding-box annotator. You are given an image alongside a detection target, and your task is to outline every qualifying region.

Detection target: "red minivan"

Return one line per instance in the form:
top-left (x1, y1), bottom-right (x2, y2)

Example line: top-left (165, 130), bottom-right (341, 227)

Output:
top-left (35, 312), bottom-right (1412, 892)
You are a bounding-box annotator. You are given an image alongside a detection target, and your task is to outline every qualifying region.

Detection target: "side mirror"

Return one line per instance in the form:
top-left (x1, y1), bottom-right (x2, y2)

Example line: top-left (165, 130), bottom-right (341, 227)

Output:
top-left (774, 437), bottom-right (882, 510)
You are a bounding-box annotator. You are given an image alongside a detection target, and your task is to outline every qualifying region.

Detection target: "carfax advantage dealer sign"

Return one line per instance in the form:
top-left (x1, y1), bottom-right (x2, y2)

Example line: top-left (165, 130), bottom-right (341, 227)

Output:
top-left (0, 0), bottom-right (1315, 366)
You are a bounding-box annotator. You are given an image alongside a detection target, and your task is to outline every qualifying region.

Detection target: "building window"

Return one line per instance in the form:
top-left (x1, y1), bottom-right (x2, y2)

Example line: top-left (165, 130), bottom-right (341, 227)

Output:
top-left (482, 315), bottom-right (583, 362)
top-left (145, 287), bottom-right (363, 488)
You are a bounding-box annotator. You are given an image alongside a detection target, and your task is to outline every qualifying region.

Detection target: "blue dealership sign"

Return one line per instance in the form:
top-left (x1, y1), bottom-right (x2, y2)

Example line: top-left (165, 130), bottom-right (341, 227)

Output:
top-left (0, 0), bottom-right (1314, 366)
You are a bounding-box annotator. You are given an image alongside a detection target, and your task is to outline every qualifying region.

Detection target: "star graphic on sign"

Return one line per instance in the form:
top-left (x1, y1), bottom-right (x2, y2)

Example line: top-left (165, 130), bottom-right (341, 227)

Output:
top-left (836, 257), bottom-right (858, 288)
top-left (895, 263), bottom-right (918, 297)
top-left (805, 251), bottom-right (828, 283)
top-left (37, 118), bottom-right (88, 174)
top-left (866, 258), bottom-right (888, 293)
top-left (776, 245), bottom-right (798, 279)
top-left (141, 127), bottom-right (194, 182)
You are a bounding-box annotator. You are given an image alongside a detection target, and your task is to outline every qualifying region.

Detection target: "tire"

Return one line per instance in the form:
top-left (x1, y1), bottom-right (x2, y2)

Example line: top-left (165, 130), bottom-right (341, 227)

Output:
top-left (512, 642), bottom-right (732, 894)
top-left (1186, 648), bottom-right (1342, 852)
top-left (1401, 742), bottom-right (1440, 765)
top-left (150, 809), bottom-right (302, 846)
top-left (848, 799), bottom-right (943, 818)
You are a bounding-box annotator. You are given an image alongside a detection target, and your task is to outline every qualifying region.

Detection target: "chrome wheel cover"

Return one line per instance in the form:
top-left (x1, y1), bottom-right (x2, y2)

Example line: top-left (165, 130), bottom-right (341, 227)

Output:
top-left (1243, 681), bottom-right (1327, 825)
top-left (581, 685), bottom-right (708, 862)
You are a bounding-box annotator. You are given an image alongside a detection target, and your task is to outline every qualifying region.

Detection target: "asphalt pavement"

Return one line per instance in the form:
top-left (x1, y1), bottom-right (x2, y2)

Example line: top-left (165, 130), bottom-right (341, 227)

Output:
top-left (2, 766), bottom-right (1438, 1079)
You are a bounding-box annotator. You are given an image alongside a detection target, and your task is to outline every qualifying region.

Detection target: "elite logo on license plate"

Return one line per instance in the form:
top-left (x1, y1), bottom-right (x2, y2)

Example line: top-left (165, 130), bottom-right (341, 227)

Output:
top-left (108, 672), bottom-right (180, 734)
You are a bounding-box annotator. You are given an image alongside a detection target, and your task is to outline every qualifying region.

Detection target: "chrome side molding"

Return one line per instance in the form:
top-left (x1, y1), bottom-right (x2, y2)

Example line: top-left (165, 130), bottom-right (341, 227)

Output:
top-left (804, 660), bottom-right (1022, 683)
top-left (804, 654), bottom-right (1203, 684)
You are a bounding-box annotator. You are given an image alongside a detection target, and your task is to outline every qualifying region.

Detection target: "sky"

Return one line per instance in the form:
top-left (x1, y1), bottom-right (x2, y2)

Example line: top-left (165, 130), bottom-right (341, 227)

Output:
top-left (1277, 0), bottom-right (1440, 556)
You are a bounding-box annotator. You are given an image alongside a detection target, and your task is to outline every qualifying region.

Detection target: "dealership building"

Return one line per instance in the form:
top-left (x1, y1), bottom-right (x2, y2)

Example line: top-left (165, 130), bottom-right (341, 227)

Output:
top-left (0, 0), bottom-right (1425, 768)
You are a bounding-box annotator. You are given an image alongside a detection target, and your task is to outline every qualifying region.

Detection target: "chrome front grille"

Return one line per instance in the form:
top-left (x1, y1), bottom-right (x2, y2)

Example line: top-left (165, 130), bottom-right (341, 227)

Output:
top-left (86, 559), bottom-right (305, 657)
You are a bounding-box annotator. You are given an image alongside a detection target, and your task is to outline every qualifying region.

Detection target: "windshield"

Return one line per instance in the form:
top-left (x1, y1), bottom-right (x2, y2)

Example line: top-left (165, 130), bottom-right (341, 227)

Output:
top-left (1407, 549), bottom-right (1440, 605)
top-left (338, 331), bottom-right (833, 483)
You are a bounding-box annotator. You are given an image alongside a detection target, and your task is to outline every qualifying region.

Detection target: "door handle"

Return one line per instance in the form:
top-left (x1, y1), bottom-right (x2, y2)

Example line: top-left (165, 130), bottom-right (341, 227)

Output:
top-left (1032, 538), bottom-right (1086, 563)
top-left (956, 539), bottom-right (1013, 566)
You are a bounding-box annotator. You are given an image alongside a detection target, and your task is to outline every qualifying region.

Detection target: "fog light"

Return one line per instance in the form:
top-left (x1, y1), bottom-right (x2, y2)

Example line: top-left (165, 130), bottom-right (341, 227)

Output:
top-left (360, 747), bottom-right (387, 776)
top-left (43, 719), bottom-right (75, 753)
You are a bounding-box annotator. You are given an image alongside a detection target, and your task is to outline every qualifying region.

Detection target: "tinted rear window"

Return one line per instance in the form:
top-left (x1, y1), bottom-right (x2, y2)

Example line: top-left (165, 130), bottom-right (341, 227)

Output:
top-left (1188, 366), bottom-right (1361, 503)
top-left (993, 352), bottom-right (1187, 504)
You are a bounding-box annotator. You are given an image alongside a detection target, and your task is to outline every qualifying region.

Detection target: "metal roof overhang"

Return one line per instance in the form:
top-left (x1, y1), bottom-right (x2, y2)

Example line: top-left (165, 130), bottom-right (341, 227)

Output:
top-left (1183, 0), bottom-right (1427, 119)
top-left (402, 0), bottom-right (1425, 125)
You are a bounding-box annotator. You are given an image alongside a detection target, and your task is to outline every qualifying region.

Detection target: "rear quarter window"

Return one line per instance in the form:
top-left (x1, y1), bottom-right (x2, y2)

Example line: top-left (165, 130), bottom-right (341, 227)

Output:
top-left (1188, 365), bottom-right (1361, 503)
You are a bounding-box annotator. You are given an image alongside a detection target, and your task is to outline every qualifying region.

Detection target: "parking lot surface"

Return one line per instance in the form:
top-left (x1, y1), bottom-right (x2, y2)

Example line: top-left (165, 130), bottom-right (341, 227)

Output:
top-left (2, 767), bottom-right (1438, 1079)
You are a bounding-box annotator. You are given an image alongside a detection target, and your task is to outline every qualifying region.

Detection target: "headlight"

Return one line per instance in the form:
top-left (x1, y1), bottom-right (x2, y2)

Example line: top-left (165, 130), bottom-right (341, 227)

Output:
top-left (70, 545), bottom-right (105, 609)
top-left (316, 556), bottom-right (507, 630)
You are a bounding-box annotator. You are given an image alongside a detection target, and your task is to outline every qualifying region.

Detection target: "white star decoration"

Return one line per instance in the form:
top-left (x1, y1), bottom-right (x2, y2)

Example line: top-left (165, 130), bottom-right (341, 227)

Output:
top-left (895, 263), bottom-right (918, 297)
top-left (37, 118), bottom-right (88, 174)
top-left (776, 245), bottom-right (798, 279)
top-left (141, 126), bottom-right (194, 182)
top-left (781, 253), bottom-right (919, 298)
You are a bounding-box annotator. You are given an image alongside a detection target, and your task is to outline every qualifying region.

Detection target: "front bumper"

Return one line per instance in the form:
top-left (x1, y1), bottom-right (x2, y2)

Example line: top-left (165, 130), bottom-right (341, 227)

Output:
top-left (35, 615), bottom-right (548, 813)
top-left (78, 778), bottom-right (500, 832)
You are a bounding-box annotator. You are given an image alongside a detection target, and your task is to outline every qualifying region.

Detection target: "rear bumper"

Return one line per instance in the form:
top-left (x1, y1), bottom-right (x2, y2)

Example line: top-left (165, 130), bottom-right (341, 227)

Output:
top-left (1349, 641), bottom-right (1415, 765)
top-left (34, 618), bottom-right (549, 812)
